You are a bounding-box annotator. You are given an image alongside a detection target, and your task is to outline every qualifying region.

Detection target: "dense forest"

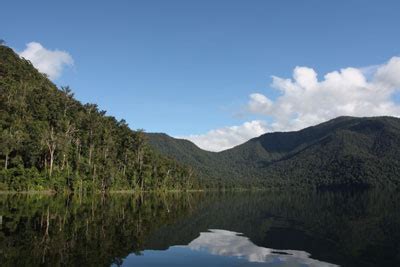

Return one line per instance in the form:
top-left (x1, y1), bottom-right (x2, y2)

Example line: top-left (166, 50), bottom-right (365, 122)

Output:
top-left (2, 42), bottom-right (400, 192)
top-left (149, 116), bottom-right (400, 189)
top-left (0, 45), bottom-right (197, 192)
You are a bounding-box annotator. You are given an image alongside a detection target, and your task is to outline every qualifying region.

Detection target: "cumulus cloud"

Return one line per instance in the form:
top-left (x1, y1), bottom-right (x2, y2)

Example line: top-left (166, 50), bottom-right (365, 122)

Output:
top-left (180, 120), bottom-right (269, 152)
top-left (18, 42), bottom-right (73, 80)
top-left (183, 56), bottom-right (400, 152)
top-left (247, 56), bottom-right (400, 132)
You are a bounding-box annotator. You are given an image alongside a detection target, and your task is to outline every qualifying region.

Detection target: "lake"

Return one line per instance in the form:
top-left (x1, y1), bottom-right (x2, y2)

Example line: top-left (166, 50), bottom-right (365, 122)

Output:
top-left (1, 190), bottom-right (399, 266)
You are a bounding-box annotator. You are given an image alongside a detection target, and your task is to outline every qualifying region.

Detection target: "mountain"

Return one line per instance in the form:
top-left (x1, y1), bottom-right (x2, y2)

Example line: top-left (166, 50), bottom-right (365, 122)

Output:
top-left (148, 116), bottom-right (400, 188)
top-left (2, 43), bottom-right (400, 191)
top-left (0, 45), bottom-right (195, 192)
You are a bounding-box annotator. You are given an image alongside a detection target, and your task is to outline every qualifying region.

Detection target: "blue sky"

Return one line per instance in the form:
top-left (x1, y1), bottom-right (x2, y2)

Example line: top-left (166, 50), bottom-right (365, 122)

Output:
top-left (2, 0), bottom-right (400, 151)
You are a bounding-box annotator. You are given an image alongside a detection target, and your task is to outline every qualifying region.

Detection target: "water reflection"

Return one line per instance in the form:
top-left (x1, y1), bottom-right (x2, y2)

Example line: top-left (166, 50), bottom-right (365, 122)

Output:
top-left (119, 229), bottom-right (337, 266)
top-left (188, 229), bottom-right (337, 266)
top-left (1, 190), bottom-right (400, 266)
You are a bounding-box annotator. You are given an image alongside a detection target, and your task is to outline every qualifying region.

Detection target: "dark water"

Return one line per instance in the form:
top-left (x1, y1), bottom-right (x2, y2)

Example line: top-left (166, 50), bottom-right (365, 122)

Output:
top-left (1, 190), bottom-right (400, 266)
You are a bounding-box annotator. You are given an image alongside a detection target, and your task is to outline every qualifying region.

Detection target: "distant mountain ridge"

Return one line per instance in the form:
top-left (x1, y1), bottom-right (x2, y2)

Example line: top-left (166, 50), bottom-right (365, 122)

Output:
top-left (148, 116), bottom-right (400, 188)
top-left (2, 43), bottom-right (400, 190)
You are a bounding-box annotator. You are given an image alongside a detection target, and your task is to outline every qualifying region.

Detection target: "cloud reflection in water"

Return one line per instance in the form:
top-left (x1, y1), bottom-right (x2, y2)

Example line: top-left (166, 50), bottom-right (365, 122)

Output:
top-left (188, 229), bottom-right (337, 266)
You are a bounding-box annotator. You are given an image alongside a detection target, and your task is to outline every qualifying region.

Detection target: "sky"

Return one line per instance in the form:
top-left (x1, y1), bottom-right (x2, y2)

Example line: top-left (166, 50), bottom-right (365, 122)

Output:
top-left (2, 0), bottom-right (400, 151)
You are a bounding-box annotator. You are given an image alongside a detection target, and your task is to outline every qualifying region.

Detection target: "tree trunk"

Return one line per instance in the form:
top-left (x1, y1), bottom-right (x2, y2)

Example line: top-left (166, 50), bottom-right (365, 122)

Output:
top-left (164, 169), bottom-right (171, 188)
top-left (4, 153), bottom-right (8, 169)
top-left (46, 127), bottom-right (57, 177)
top-left (61, 153), bottom-right (66, 170)
top-left (140, 155), bottom-right (144, 191)
top-left (92, 164), bottom-right (96, 187)
top-left (88, 144), bottom-right (94, 166)
top-left (49, 150), bottom-right (54, 177)
top-left (45, 207), bottom-right (50, 237)
top-left (123, 152), bottom-right (127, 176)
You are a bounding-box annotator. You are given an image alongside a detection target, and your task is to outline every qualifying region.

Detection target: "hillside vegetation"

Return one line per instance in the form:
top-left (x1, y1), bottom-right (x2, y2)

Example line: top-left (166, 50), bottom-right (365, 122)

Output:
top-left (2, 43), bottom-right (400, 191)
top-left (0, 45), bottom-right (196, 192)
top-left (148, 116), bottom-right (400, 189)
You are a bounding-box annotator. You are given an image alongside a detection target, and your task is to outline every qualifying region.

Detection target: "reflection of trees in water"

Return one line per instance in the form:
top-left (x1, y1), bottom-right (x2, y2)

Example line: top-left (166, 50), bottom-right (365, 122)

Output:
top-left (145, 190), bottom-right (400, 267)
top-left (1, 190), bottom-right (400, 266)
top-left (0, 192), bottom-right (204, 266)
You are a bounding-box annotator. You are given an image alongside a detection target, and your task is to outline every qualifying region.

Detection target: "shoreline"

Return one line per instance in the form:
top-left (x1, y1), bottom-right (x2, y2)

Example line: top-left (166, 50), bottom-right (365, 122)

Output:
top-left (0, 188), bottom-right (271, 195)
top-left (0, 190), bottom-right (56, 195)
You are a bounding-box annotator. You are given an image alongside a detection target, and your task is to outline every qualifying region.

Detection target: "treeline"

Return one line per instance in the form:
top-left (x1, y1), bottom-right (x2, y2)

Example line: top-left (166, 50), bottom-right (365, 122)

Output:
top-left (0, 45), bottom-right (197, 192)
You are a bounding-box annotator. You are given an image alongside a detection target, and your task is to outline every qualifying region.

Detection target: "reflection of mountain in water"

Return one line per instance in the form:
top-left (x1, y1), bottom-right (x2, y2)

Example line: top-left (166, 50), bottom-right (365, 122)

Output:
top-left (188, 229), bottom-right (337, 266)
top-left (144, 190), bottom-right (400, 266)
top-left (1, 190), bottom-right (400, 266)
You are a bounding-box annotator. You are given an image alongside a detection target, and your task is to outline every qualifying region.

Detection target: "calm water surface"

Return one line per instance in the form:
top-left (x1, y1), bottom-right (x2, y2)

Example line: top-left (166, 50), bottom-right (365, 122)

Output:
top-left (1, 190), bottom-right (399, 266)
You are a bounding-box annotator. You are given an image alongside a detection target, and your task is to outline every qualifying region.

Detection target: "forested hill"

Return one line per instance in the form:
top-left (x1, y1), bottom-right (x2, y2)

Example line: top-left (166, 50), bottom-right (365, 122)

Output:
top-left (2, 43), bottom-right (400, 192)
top-left (0, 45), bottom-right (196, 192)
top-left (148, 116), bottom-right (400, 189)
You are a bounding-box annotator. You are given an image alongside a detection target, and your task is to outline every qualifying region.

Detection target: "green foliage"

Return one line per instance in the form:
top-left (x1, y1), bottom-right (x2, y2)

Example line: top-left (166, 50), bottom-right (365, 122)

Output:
top-left (0, 45), bottom-right (196, 192)
top-left (148, 116), bottom-right (400, 189)
top-left (2, 42), bottom-right (400, 191)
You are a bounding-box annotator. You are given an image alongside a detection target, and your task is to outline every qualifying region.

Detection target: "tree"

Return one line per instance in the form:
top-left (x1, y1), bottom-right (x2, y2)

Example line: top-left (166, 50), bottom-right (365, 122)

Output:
top-left (0, 45), bottom-right (197, 192)
top-left (60, 86), bottom-right (75, 117)
top-left (135, 130), bottom-right (147, 190)
top-left (42, 126), bottom-right (58, 177)
top-left (0, 122), bottom-right (24, 170)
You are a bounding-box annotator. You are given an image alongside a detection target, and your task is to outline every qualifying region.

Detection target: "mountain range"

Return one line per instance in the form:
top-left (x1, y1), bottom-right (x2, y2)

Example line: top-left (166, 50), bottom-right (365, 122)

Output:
top-left (1, 43), bottom-right (400, 191)
top-left (148, 116), bottom-right (400, 188)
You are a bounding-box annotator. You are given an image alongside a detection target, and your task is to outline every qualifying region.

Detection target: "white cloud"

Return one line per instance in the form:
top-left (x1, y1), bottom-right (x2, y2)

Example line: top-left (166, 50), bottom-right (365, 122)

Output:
top-left (18, 42), bottom-right (73, 80)
top-left (248, 56), bottom-right (400, 132)
top-left (179, 120), bottom-right (269, 152)
top-left (183, 56), bottom-right (400, 152)
top-left (374, 57), bottom-right (400, 89)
